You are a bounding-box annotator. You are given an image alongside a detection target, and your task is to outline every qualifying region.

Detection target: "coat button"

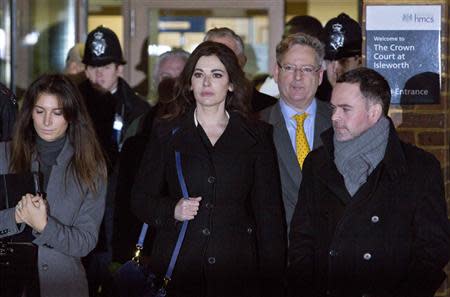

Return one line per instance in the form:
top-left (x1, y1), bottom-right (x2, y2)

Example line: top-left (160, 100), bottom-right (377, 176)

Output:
top-left (329, 250), bottom-right (337, 257)
top-left (363, 253), bottom-right (372, 260)
top-left (42, 264), bottom-right (49, 271)
top-left (205, 202), bottom-right (213, 209)
top-left (371, 216), bottom-right (379, 223)
top-left (247, 227), bottom-right (253, 234)
top-left (207, 176), bottom-right (216, 184)
top-left (208, 257), bottom-right (216, 264)
top-left (202, 228), bottom-right (210, 236)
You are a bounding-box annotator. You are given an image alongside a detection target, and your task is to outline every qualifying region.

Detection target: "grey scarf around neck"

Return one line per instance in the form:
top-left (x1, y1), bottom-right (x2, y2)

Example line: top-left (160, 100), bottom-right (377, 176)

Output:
top-left (333, 116), bottom-right (390, 196)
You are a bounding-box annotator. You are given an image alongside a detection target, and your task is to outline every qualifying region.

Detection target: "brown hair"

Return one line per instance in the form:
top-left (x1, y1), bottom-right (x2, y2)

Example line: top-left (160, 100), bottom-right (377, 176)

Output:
top-left (10, 74), bottom-right (107, 193)
top-left (162, 41), bottom-right (251, 119)
top-left (276, 33), bottom-right (325, 67)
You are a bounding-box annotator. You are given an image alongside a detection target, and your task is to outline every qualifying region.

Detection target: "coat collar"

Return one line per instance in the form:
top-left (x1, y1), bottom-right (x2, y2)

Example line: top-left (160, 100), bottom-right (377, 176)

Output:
top-left (317, 117), bottom-right (407, 204)
top-left (31, 137), bottom-right (74, 172)
top-left (171, 108), bottom-right (258, 157)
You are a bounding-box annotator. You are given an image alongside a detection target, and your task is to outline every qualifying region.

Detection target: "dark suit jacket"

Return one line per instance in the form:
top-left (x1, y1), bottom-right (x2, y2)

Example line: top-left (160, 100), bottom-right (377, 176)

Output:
top-left (288, 121), bottom-right (450, 297)
top-left (251, 88), bottom-right (277, 112)
top-left (131, 109), bottom-right (286, 297)
top-left (259, 99), bottom-right (331, 230)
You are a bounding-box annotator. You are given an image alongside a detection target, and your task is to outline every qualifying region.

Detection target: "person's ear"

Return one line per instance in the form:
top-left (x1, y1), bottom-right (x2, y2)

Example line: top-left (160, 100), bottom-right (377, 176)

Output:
top-left (117, 64), bottom-right (124, 77)
top-left (369, 103), bottom-right (383, 123)
top-left (318, 62), bottom-right (324, 85)
top-left (228, 83), bottom-right (234, 92)
top-left (273, 63), bottom-right (280, 84)
top-left (239, 54), bottom-right (247, 68)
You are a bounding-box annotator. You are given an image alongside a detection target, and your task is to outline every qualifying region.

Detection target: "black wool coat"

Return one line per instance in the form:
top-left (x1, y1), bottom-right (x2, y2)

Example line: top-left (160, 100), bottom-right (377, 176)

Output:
top-left (288, 120), bottom-right (450, 297)
top-left (131, 109), bottom-right (287, 297)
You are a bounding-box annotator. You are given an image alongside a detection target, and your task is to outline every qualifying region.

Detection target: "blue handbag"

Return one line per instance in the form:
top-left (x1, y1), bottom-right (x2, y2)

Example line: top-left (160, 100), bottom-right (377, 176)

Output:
top-left (112, 223), bottom-right (159, 297)
top-left (113, 148), bottom-right (190, 297)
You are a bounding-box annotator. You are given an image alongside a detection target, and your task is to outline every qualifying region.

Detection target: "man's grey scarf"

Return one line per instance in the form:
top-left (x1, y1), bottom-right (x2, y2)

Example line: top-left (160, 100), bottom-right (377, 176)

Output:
top-left (334, 116), bottom-right (390, 196)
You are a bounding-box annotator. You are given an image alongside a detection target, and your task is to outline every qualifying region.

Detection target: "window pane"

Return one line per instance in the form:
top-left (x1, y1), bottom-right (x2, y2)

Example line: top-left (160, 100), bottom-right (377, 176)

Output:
top-left (0, 0), bottom-right (11, 86)
top-left (15, 0), bottom-right (76, 95)
top-left (144, 8), bottom-right (269, 99)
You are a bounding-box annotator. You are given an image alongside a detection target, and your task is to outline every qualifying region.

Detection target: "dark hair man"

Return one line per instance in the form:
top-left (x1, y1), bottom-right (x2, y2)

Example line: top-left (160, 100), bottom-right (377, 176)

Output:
top-left (288, 67), bottom-right (450, 297)
top-left (283, 15), bottom-right (323, 40)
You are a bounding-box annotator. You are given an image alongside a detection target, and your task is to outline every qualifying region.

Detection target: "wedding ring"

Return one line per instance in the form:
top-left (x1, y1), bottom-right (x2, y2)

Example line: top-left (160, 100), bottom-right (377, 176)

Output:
top-left (17, 201), bottom-right (22, 209)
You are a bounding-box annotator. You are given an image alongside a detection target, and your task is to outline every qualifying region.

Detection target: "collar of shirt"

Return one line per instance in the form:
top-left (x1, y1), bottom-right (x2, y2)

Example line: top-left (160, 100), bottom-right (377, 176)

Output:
top-left (193, 108), bottom-right (230, 127)
top-left (279, 98), bottom-right (317, 152)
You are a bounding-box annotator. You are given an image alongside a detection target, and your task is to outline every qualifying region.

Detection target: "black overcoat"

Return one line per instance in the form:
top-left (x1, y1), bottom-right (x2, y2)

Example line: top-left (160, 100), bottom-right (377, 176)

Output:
top-left (131, 109), bottom-right (287, 297)
top-left (288, 120), bottom-right (450, 297)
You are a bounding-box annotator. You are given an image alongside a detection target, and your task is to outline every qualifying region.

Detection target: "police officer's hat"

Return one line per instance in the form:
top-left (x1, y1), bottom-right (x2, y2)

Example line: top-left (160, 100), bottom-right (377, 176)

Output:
top-left (82, 26), bottom-right (126, 66)
top-left (321, 13), bottom-right (362, 61)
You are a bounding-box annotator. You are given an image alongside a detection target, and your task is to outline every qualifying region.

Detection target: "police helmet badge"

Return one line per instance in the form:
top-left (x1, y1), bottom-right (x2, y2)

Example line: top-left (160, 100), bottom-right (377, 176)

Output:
top-left (330, 23), bottom-right (345, 51)
top-left (91, 31), bottom-right (106, 57)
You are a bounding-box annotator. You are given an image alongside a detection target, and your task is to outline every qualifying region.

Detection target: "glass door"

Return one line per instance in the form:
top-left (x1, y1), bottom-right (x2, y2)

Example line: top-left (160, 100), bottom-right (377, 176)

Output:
top-left (14, 0), bottom-right (78, 97)
top-left (0, 0), bottom-right (11, 87)
top-left (124, 0), bottom-right (284, 100)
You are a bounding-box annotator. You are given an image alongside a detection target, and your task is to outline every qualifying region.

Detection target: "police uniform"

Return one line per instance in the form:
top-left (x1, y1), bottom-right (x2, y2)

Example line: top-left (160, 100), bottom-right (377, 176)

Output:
top-left (318, 13), bottom-right (362, 102)
top-left (320, 13), bottom-right (362, 61)
top-left (79, 26), bottom-right (150, 297)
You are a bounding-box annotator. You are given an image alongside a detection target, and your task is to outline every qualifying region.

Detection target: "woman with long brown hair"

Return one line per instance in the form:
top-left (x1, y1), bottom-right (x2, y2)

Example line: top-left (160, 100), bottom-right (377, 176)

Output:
top-left (131, 41), bottom-right (286, 297)
top-left (0, 74), bottom-right (107, 297)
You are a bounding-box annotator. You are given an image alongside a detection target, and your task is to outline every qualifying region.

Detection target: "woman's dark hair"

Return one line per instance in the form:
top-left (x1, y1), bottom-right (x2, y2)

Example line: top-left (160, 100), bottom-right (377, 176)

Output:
top-left (162, 41), bottom-right (251, 119)
top-left (10, 74), bottom-right (107, 193)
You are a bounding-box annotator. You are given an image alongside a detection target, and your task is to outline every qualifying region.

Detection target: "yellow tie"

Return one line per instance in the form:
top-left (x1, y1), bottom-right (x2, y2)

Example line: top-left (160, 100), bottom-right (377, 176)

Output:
top-left (293, 113), bottom-right (310, 168)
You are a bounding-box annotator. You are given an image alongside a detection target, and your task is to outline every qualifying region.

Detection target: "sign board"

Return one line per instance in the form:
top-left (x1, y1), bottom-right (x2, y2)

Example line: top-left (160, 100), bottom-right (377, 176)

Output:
top-left (158, 16), bottom-right (205, 33)
top-left (365, 5), bottom-right (441, 104)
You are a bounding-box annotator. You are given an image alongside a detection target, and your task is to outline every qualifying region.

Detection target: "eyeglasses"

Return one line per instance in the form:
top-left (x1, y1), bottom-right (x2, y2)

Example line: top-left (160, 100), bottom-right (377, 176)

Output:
top-left (277, 63), bottom-right (321, 75)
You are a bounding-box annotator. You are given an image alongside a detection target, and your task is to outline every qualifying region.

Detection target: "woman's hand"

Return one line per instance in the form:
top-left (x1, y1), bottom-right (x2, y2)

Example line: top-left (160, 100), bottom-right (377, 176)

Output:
top-left (174, 196), bottom-right (202, 221)
top-left (15, 193), bottom-right (48, 232)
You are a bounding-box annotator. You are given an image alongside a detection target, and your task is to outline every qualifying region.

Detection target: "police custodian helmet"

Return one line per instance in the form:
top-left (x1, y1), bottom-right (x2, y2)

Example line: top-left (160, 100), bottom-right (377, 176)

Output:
top-left (321, 13), bottom-right (362, 61)
top-left (82, 26), bottom-right (126, 66)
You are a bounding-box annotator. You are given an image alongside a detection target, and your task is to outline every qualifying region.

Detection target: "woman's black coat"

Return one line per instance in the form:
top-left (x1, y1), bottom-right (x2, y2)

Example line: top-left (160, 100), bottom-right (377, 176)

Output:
top-left (131, 109), bottom-right (287, 297)
top-left (288, 123), bottom-right (450, 297)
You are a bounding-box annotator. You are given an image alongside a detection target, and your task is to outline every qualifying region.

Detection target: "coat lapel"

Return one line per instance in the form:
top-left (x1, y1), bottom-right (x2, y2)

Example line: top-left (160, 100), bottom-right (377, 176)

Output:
top-left (213, 113), bottom-right (258, 154)
top-left (268, 103), bottom-right (301, 183)
top-left (317, 129), bottom-right (351, 205)
top-left (171, 110), bottom-right (210, 159)
top-left (313, 100), bottom-right (331, 149)
top-left (171, 110), bottom-right (258, 160)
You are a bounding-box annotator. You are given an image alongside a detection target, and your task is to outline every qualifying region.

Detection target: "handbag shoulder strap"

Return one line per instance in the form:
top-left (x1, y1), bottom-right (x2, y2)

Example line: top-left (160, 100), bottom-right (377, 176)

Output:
top-left (161, 127), bottom-right (190, 288)
top-left (136, 223), bottom-right (148, 249)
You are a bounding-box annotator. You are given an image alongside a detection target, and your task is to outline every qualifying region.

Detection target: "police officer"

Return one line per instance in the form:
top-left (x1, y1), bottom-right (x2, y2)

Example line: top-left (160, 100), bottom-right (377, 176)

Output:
top-left (321, 13), bottom-right (363, 88)
top-left (80, 26), bottom-right (150, 158)
top-left (79, 26), bottom-right (150, 297)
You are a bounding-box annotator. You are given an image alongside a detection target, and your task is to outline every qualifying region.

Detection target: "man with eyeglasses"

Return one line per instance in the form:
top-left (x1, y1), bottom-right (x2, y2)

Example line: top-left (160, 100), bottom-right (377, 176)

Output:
top-left (260, 33), bottom-right (331, 233)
